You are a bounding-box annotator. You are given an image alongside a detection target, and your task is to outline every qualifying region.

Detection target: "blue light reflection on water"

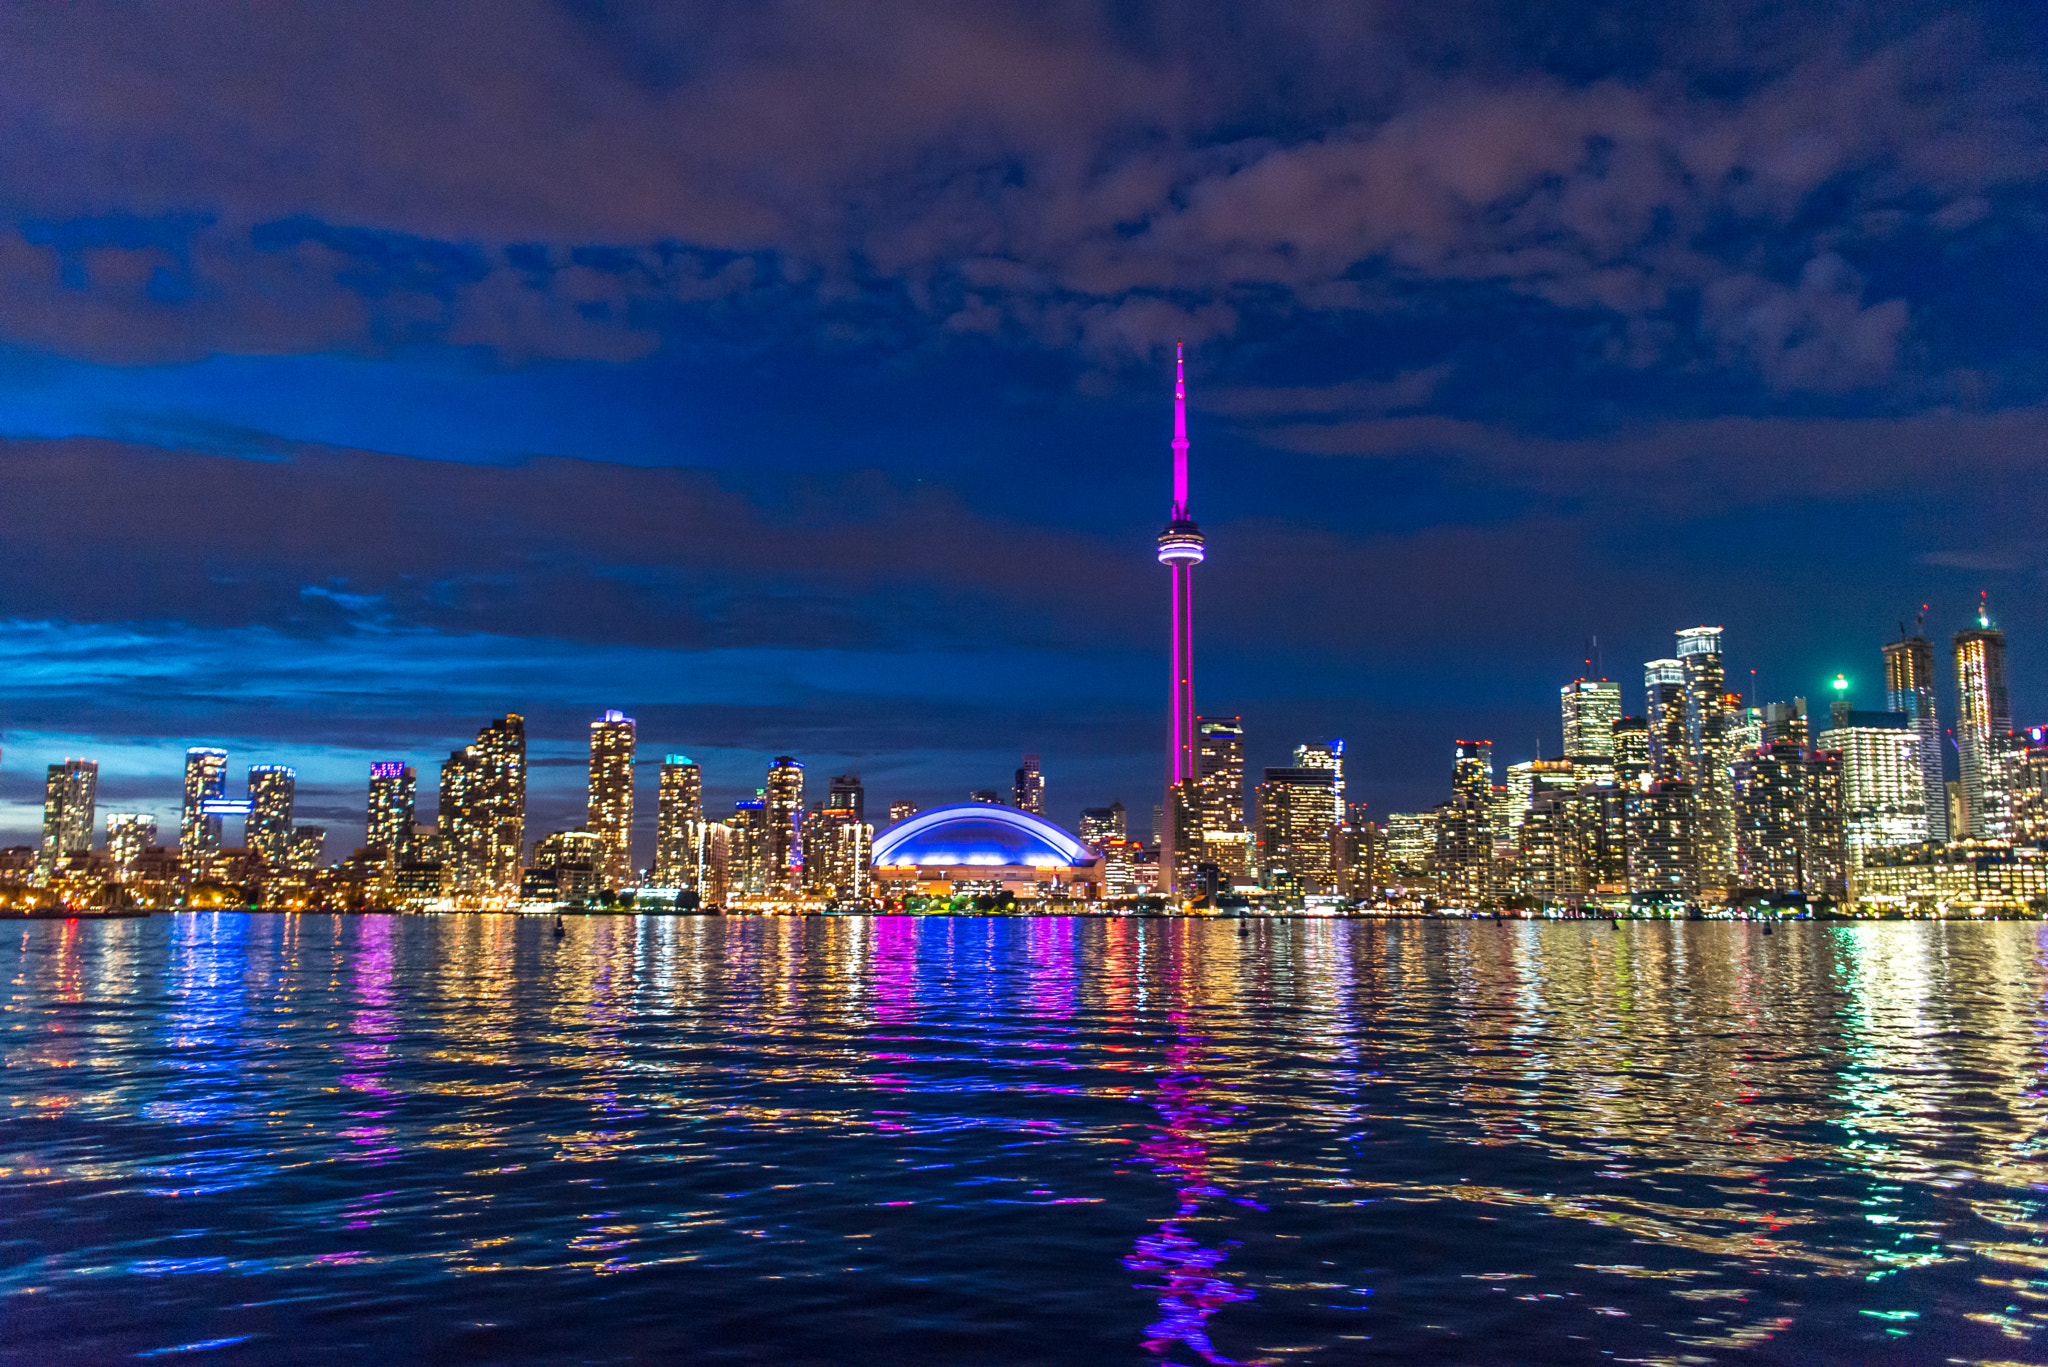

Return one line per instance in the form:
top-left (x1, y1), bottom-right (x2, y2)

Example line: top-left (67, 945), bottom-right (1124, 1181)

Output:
top-left (0, 914), bottom-right (2045, 1365)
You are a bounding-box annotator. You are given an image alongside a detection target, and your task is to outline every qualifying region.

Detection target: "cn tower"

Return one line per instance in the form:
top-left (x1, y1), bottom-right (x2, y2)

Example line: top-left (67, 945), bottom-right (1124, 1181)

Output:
top-left (1157, 342), bottom-right (1205, 793)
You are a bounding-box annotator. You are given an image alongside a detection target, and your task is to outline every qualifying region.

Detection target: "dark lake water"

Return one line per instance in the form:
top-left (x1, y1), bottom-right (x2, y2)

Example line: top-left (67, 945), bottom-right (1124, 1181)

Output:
top-left (2, 914), bottom-right (2044, 1365)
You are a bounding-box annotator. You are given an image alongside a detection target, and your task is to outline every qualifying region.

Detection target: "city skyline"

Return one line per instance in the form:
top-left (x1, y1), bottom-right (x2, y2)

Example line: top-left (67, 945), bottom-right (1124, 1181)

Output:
top-left (2, 4), bottom-right (2044, 863)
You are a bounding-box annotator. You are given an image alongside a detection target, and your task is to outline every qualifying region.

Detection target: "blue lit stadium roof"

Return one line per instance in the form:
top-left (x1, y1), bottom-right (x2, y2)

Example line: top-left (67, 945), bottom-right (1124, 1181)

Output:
top-left (871, 803), bottom-right (1098, 870)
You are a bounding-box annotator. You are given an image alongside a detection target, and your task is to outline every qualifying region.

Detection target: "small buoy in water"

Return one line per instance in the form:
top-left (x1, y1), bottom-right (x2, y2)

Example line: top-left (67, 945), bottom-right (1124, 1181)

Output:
top-left (1238, 923), bottom-right (1251, 937)
top-left (1763, 923), bottom-right (1775, 936)
top-left (1610, 918), bottom-right (1618, 929)
top-left (553, 915), bottom-right (566, 939)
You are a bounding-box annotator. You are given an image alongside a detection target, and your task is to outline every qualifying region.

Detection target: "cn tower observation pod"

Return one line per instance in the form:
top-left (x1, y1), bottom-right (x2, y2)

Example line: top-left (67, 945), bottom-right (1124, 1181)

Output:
top-left (871, 803), bottom-right (1105, 899)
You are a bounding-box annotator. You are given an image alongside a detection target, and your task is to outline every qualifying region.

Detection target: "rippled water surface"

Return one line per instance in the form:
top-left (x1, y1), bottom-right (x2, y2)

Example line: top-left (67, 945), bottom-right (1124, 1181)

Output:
top-left (4, 915), bottom-right (2047, 1364)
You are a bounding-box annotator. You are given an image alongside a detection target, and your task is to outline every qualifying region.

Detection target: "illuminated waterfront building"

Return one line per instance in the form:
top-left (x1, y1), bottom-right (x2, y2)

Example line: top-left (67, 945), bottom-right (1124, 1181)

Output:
top-left (2015, 731), bottom-right (2048, 845)
top-left (1562, 680), bottom-right (1623, 759)
top-left (728, 797), bottom-right (767, 896)
top-left (1255, 765), bottom-right (1338, 896)
top-left (1202, 828), bottom-right (1256, 889)
top-left (366, 762), bottom-right (416, 857)
top-left (652, 756), bottom-right (704, 888)
top-left (439, 715), bottom-right (526, 900)
top-left (586, 710), bottom-right (636, 889)
top-left (1567, 785), bottom-right (1631, 903)
top-left (1883, 629), bottom-right (1949, 842)
top-left (1954, 600), bottom-right (2013, 838)
top-left (1196, 717), bottom-right (1245, 833)
top-left (245, 765), bottom-right (296, 868)
top-left (1097, 837), bottom-right (1140, 897)
top-left (1644, 659), bottom-right (1687, 783)
top-left (829, 774), bottom-right (865, 822)
top-left (181, 747), bottom-right (229, 867)
top-left (1294, 741), bottom-right (1345, 826)
top-left (38, 759), bottom-right (98, 882)
top-left (1384, 811), bottom-right (1437, 898)
top-left (1338, 809), bottom-right (1387, 900)
top-left (1676, 626), bottom-right (1736, 896)
top-left (1079, 801), bottom-right (1127, 850)
top-left (1012, 755), bottom-right (1044, 816)
top-left (104, 813), bottom-right (156, 878)
top-left (764, 757), bottom-right (805, 893)
top-left (1156, 343), bottom-right (1206, 892)
top-left (1733, 743), bottom-right (1807, 892)
top-left (1854, 841), bottom-right (2048, 917)
top-left (1500, 757), bottom-right (1575, 853)
top-left (1816, 709), bottom-right (1927, 855)
top-left (1434, 740), bottom-right (1495, 905)
top-left (1626, 783), bottom-right (1695, 907)
top-left (1611, 717), bottom-right (1650, 790)
top-left (871, 804), bottom-right (1104, 900)
top-left (527, 828), bottom-right (603, 902)
top-left (1803, 749), bottom-right (1848, 901)
top-left (287, 826), bottom-right (325, 872)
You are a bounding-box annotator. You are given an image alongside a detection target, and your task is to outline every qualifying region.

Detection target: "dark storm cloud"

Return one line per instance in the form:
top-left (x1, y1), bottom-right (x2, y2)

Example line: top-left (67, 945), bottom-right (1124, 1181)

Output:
top-left (2, 1), bottom-right (2041, 393)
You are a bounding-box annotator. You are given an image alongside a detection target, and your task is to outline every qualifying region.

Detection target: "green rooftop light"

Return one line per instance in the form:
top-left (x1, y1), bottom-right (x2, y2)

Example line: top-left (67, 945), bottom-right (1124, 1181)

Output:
top-left (1831, 674), bottom-right (1849, 692)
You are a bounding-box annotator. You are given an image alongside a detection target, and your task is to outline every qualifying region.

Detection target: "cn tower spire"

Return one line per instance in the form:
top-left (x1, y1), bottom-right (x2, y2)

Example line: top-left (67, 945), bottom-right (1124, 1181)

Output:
top-left (1172, 340), bottom-right (1189, 519)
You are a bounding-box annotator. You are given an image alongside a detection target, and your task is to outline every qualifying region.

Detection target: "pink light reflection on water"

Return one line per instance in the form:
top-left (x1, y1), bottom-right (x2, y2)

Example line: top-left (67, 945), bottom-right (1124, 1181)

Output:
top-left (337, 917), bottom-right (400, 1165)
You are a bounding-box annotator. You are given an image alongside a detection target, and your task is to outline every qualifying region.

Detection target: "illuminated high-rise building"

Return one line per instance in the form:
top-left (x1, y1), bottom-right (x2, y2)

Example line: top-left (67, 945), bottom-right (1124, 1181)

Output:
top-left (38, 759), bottom-right (98, 881)
top-left (805, 785), bottom-right (871, 902)
top-left (1452, 740), bottom-right (1493, 805)
top-left (764, 757), bottom-right (805, 894)
top-left (366, 761), bottom-right (416, 857)
top-left (1385, 811), bottom-right (1437, 897)
top-left (1294, 741), bottom-right (1344, 826)
top-left (1954, 599), bottom-right (2012, 838)
top-left (652, 755), bottom-right (704, 888)
top-left (1439, 741), bottom-right (1496, 906)
top-left (1011, 755), bottom-right (1044, 816)
top-left (1882, 629), bottom-right (1948, 843)
top-left (104, 813), bottom-right (156, 877)
top-left (887, 800), bottom-right (918, 825)
top-left (1676, 626), bottom-right (1735, 895)
top-left (1195, 717), bottom-right (1245, 833)
top-left (1561, 680), bottom-right (1623, 759)
top-left (1079, 801), bottom-right (1127, 850)
top-left (828, 774), bottom-right (865, 823)
top-left (728, 798), bottom-right (766, 896)
top-left (181, 747), bottom-right (229, 865)
top-left (1156, 343), bottom-right (1207, 891)
top-left (1626, 782), bottom-right (1695, 908)
top-left (586, 710), bottom-right (637, 889)
top-left (1611, 717), bottom-right (1651, 790)
top-left (245, 765), bottom-right (296, 867)
top-left (1643, 659), bottom-right (1686, 783)
top-left (440, 715), bottom-right (526, 900)
top-left (1761, 699), bottom-right (1809, 750)
top-left (1733, 742), bottom-right (1806, 892)
top-left (1255, 765), bottom-right (1337, 896)
top-left (1816, 709), bottom-right (1927, 855)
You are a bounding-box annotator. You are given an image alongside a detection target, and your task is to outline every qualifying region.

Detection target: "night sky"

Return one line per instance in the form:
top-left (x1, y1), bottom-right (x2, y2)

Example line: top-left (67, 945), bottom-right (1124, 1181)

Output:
top-left (2, 2), bottom-right (2044, 858)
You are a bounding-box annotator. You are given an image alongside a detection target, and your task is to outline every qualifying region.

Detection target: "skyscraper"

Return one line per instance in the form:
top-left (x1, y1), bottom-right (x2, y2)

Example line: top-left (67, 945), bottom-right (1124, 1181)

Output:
top-left (1079, 801), bottom-right (1127, 850)
top-left (104, 812), bottom-right (156, 878)
top-left (245, 764), bottom-right (296, 867)
top-left (1195, 717), bottom-right (1245, 832)
top-left (764, 757), bottom-right (805, 894)
top-left (1157, 343), bottom-right (1207, 892)
top-left (1012, 754), bottom-right (1044, 815)
top-left (1882, 629), bottom-right (1948, 843)
top-left (38, 759), bottom-right (97, 881)
top-left (440, 715), bottom-right (526, 900)
top-left (1643, 659), bottom-right (1686, 783)
top-left (1561, 680), bottom-right (1623, 759)
top-left (652, 755), bottom-right (704, 889)
top-left (828, 774), bottom-right (865, 823)
top-left (1676, 626), bottom-right (1735, 895)
top-left (366, 761), bottom-right (416, 857)
top-left (1255, 765), bottom-right (1337, 896)
top-left (1816, 709), bottom-right (1926, 854)
top-left (587, 709), bottom-right (637, 889)
top-left (1294, 741), bottom-right (1345, 825)
top-left (1954, 599), bottom-right (2012, 839)
top-left (181, 747), bottom-right (229, 866)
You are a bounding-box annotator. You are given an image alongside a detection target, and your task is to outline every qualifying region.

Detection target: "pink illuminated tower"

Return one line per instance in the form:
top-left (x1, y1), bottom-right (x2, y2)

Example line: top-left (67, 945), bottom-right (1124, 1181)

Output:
top-left (1157, 342), bottom-right (1206, 799)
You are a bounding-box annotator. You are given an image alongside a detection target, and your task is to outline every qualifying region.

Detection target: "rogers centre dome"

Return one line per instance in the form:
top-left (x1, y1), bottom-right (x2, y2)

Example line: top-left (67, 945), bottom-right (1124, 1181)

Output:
top-left (871, 804), bottom-right (1105, 896)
